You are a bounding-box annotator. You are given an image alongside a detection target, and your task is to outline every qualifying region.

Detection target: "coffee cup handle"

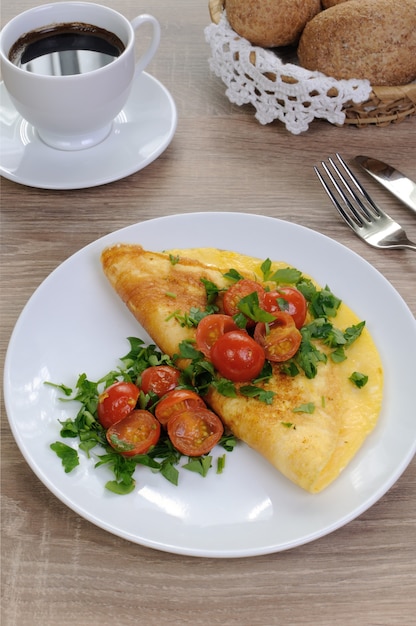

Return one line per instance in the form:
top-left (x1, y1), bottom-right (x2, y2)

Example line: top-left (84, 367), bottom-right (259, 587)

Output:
top-left (131, 14), bottom-right (161, 76)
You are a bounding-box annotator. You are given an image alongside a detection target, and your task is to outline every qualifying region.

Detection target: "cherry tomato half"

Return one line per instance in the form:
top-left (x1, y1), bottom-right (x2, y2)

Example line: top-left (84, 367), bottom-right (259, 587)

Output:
top-left (263, 287), bottom-right (307, 329)
top-left (254, 312), bottom-right (302, 362)
top-left (223, 279), bottom-right (265, 325)
top-left (155, 389), bottom-right (207, 426)
top-left (210, 330), bottom-right (266, 382)
top-left (97, 381), bottom-right (140, 430)
top-left (140, 365), bottom-right (181, 397)
top-left (167, 407), bottom-right (224, 456)
top-left (106, 410), bottom-right (161, 456)
top-left (196, 314), bottom-right (239, 359)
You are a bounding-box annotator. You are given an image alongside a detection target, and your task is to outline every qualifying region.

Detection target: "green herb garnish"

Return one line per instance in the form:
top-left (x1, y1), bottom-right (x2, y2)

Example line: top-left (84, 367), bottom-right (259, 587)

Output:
top-left (236, 292), bottom-right (276, 324)
top-left (183, 456), bottom-right (212, 477)
top-left (200, 277), bottom-right (223, 304)
top-left (239, 385), bottom-right (275, 405)
top-left (349, 372), bottom-right (369, 388)
top-left (50, 442), bottom-right (80, 473)
top-left (292, 402), bottom-right (315, 414)
top-left (217, 454), bottom-right (226, 474)
top-left (169, 254), bottom-right (180, 265)
top-left (48, 337), bottom-right (235, 494)
top-left (223, 268), bottom-right (245, 282)
top-left (309, 286), bottom-right (341, 319)
top-left (260, 258), bottom-right (273, 281)
top-left (270, 267), bottom-right (302, 284)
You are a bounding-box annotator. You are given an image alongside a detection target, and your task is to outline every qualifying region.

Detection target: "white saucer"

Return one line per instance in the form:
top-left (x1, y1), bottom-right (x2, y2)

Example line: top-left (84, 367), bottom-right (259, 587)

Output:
top-left (0, 72), bottom-right (177, 190)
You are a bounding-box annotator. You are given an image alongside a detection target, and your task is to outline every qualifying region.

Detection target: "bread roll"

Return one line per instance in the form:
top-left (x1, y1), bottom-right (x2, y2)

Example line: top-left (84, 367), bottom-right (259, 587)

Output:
top-left (321, 0), bottom-right (349, 8)
top-left (297, 0), bottom-right (416, 85)
top-left (226, 0), bottom-right (321, 48)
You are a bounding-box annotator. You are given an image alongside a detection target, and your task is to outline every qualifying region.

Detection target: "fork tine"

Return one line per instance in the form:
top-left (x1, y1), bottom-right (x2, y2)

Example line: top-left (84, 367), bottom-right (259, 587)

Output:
top-left (334, 154), bottom-right (382, 218)
top-left (313, 165), bottom-right (360, 231)
top-left (320, 160), bottom-right (368, 226)
top-left (315, 154), bottom-right (387, 230)
top-left (327, 156), bottom-right (378, 224)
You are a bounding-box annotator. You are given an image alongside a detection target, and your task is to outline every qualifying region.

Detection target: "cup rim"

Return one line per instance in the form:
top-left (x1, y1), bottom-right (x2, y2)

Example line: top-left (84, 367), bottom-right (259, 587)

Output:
top-left (0, 1), bottom-right (135, 76)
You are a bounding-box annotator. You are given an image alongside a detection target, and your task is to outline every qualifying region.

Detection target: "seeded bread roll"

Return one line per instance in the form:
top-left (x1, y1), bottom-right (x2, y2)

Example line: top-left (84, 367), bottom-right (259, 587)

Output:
top-left (226, 0), bottom-right (321, 48)
top-left (297, 0), bottom-right (416, 86)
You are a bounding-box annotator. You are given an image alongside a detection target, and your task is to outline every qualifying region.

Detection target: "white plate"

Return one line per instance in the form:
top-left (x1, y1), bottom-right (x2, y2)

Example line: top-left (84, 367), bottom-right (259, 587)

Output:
top-left (4, 213), bottom-right (416, 557)
top-left (0, 72), bottom-right (177, 190)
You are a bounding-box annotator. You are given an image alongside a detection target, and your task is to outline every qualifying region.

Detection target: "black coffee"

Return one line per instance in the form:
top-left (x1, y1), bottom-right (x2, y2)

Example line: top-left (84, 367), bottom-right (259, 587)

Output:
top-left (8, 22), bottom-right (125, 76)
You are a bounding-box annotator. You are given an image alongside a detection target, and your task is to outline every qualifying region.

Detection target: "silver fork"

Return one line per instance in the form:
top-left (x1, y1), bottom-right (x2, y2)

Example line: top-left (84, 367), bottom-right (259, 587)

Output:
top-left (314, 154), bottom-right (416, 251)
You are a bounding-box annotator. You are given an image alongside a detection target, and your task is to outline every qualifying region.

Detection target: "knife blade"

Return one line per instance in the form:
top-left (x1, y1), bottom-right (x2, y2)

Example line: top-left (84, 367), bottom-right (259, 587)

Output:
top-left (354, 155), bottom-right (416, 215)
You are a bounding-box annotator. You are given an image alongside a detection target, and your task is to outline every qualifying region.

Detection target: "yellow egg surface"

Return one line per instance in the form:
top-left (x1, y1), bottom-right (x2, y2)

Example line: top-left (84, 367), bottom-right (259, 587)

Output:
top-left (101, 244), bottom-right (383, 493)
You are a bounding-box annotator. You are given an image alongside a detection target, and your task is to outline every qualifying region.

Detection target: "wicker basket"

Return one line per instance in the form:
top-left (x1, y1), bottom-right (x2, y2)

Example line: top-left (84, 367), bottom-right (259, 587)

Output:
top-left (208, 0), bottom-right (416, 127)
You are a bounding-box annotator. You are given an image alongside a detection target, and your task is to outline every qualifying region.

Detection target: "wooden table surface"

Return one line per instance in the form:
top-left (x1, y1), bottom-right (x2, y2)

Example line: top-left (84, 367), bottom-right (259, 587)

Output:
top-left (1, 2), bottom-right (415, 624)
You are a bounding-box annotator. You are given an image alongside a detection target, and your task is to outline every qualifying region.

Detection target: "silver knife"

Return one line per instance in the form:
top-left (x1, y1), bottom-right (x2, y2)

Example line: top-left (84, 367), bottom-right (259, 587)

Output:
top-left (354, 155), bottom-right (416, 215)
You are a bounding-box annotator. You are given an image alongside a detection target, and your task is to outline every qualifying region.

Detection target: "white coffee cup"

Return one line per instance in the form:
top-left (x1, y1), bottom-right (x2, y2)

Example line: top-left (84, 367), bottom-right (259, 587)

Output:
top-left (0, 2), bottom-right (160, 150)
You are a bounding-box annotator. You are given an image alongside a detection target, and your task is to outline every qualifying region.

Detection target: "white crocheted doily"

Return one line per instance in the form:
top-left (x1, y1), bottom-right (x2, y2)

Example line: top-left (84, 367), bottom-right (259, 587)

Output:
top-left (204, 14), bottom-right (372, 134)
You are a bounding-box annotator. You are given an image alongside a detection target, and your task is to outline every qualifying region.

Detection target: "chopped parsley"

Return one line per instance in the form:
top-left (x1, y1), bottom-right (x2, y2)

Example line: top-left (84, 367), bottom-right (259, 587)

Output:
top-left (166, 304), bottom-right (219, 328)
top-left (282, 326), bottom-right (327, 379)
top-left (50, 442), bottom-right (80, 473)
top-left (260, 259), bottom-right (303, 284)
top-left (217, 454), bottom-right (226, 474)
top-left (168, 254), bottom-right (180, 265)
top-left (239, 385), bottom-right (275, 405)
top-left (293, 402), bottom-right (315, 414)
top-left (48, 337), bottom-right (237, 495)
top-left (213, 378), bottom-right (237, 398)
top-left (349, 372), bottom-right (369, 388)
top-left (235, 292), bottom-right (275, 326)
top-left (200, 277), bottom-right (223, 304)
top-left (309, 286), bottom-right (342, 319)
top-left (270, 267), bottom-right (303, 284)
top-left (182, 455), bottom-right (212, 477)
top-left (223, 268), bottom-right (245, 282)
top-left (280, 304), bottom-right (365, 380)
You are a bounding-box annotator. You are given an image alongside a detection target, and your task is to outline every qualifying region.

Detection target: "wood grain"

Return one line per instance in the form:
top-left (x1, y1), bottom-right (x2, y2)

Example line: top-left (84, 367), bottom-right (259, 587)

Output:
top-left (1, 1), bottom-right (415, 624)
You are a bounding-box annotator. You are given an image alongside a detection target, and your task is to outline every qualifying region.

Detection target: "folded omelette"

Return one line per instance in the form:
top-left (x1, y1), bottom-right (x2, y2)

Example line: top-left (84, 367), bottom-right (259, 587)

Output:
top-left (101, 244), bottom-right (383, 493)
